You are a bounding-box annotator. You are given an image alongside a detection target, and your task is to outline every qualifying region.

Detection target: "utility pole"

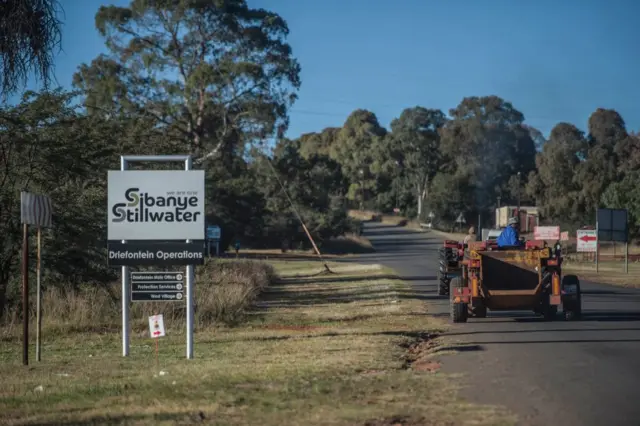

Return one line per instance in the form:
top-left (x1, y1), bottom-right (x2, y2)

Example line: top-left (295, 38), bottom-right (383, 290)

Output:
top-left (516, 172), bottom-right (521, 214)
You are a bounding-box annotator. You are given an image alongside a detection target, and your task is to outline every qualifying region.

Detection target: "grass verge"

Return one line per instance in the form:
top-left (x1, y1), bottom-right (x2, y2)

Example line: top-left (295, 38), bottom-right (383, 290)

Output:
top-left (563, 262), bottom-right (640, 288)
top-left (0, 260), bottom-right (515, 426)
top-left (1, 260), bottom-right (276, 339)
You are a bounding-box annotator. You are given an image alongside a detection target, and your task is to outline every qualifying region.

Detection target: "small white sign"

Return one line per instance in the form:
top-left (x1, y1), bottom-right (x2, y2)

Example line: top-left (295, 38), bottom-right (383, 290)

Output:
top-left (560, 231), bottom-right (569, 241)
top-left (108, 170), bottom-right (205, 241)
top-left (534, 226), bottom-right (560, 240)
top-left (577, 230), bottom-right (597, 252)
top-left (149, 314), bottom-right (166, 338)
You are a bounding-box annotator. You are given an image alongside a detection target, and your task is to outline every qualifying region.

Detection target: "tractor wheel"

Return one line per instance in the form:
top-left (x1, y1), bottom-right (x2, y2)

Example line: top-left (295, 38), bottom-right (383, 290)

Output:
top-left (450, 276), bottom-right (468, 323)
top-left (562, 275), bottom-right (582, 321)
top-left (473, 304), bottom-right (487, 318)
top-left (541, 295), bottom-right (557, 321)
top-left (438, 278), bottom-right (449, 296)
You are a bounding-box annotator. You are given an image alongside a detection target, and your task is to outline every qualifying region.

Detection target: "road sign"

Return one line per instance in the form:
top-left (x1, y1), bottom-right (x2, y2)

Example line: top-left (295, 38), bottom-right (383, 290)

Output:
top-left (149, 314), bottom-right (165, 338)
top-left (560, 231), bottom-right (569, 241)
top-left (20, 192), bottom-right (53, 228)
top-left (131, 271), bottom-right (185, 302)
top-left (577, 230), bottom-right (597, 252)
top-left (534, 226), bottom-right (560, 240)
top-left (206, 225), bottom-right (221, 240)
top-left (108, 170), bottom-right (205, 241)
top-left (108, 242), bottom-right (205, 266)
top-left (597, 208), bottom-right (628, 242)
top-left (456, 213), bottom-right (466, 224)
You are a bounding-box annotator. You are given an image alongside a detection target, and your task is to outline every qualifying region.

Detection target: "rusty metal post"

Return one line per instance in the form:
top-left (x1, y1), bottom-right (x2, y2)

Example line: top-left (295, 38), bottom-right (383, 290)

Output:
top-left (36, 227), bottom-right (42, 362)
top-left (22, 223), bottom-right (29, 366)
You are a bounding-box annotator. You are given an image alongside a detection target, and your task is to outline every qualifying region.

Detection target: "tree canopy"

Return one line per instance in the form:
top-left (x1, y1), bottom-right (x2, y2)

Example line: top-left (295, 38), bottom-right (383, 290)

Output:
top-left (1, 0), bottom-right (638, 319)
top-left (0, 0), bottom-right (63, 99)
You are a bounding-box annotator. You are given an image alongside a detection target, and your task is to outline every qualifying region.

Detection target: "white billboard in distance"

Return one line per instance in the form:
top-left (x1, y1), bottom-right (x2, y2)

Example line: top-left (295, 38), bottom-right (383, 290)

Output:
top-left (108, 170), bottom-right (205, 241)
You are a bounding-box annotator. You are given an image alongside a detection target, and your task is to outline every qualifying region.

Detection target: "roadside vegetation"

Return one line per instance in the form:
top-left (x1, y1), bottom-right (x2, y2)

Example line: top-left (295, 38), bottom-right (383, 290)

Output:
top-left (0, 260), bottom-right (516, 426)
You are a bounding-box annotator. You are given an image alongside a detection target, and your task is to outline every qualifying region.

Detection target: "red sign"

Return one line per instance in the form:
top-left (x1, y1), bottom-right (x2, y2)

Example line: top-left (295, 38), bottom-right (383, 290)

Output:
top-left (579, 234), bottom-right (597, 242)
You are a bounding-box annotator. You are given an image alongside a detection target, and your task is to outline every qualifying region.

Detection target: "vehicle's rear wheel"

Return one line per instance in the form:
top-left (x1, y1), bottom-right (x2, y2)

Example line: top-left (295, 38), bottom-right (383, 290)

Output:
top-left (541, 295), bottom-right (557, 321)
top-left (562, 275), bottom-right (582, 321)
top-left (473, 304), bottom-right (487, 318)
top-left (450, 276), bottom-right (468, 323)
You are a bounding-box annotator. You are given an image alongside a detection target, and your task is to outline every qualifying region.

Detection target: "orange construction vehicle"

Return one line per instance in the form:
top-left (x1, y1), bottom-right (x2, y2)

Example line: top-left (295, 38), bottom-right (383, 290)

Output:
top-left (450, 240), bottom-right (582, 322)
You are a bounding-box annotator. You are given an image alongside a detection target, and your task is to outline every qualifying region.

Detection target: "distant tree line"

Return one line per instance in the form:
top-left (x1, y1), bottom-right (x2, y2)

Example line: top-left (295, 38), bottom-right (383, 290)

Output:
top-left (290, 101), bottom-right (640, 238)
top-left (1, 0), bottom-right (638, 319)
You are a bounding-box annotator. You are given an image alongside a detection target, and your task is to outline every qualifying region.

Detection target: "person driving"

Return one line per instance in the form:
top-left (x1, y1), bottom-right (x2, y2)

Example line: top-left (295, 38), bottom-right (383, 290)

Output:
top-left (496, 216), bottom-right (523, 247)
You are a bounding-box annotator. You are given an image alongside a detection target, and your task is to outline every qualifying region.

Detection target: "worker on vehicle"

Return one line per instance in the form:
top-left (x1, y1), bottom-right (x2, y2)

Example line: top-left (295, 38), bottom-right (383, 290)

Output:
top-left (463, 226), bottom-right (476, 245)
top-left (496, 217), bottom-right (523, 247)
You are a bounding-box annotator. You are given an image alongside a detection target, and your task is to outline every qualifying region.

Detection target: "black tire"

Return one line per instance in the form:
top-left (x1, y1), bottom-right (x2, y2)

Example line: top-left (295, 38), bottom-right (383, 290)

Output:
top-left (541, 294), bottom-right (557, 321)
top-left (450, 276), bottom-right (468, 323)
top-left (473, 305), bottom-right (487, 318)
top-left (543, 304), bottom-right (558, 321)
top-left (562, 275), bottom-right (582, 321)
top-left (438, 281), bottom-right (446, 296)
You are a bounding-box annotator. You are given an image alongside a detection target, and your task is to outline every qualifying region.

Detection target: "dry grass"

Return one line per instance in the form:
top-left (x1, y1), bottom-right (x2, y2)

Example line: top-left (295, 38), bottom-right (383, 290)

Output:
top-left (563, 261), bottom-right (640, 288)
top-left (0, 260), bottom-right (276, 339)
top-left (235, 234), bottom-right (375, 259)
top-left (0, 260), bottom-right (516, 426)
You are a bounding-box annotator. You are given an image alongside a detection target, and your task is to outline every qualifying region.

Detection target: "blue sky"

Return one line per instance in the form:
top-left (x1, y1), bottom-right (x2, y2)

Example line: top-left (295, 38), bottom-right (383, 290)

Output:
top-left (13, 0), bottom-right (640, 139)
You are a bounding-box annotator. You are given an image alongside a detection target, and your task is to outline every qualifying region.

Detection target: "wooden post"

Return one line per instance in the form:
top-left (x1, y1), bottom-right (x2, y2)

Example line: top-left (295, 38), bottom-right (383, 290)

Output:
top-left (22, 223), bottom-right (29, 366)
top-left (36, 226), bottom-right (42, 362)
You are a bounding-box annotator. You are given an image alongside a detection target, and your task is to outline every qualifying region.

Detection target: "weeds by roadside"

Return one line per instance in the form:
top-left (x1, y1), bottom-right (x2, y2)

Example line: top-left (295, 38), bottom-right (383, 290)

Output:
top-left (0, 259), bottom-right (275, 340)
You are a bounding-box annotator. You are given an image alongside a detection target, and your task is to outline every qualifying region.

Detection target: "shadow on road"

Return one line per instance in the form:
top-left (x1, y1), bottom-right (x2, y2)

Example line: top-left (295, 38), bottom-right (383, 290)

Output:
top-left (462, 338), bottom-right (640, 345)
top-left (445, 326), bottom-right (640, 337)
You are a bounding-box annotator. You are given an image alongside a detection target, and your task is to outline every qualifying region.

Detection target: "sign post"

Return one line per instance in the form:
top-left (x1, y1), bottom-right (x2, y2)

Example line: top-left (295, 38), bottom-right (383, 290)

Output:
top-left (596, 208), bottom-right (629, 274)
top-left (109, 155), bottom-right (205, 359)
top-left (206, 225), bottom-right (221, 256)
top-left (20, 191), bottom-right (52, 365)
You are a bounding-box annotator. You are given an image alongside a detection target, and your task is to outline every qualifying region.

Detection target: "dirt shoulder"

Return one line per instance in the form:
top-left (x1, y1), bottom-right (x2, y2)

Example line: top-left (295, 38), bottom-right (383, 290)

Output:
top-left (0, 260), bottom-right (515, 426)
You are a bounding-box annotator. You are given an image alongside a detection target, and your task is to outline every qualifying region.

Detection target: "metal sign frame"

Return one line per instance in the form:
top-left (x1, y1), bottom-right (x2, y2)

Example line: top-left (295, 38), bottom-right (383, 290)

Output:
top-left (118, 155), bottom-right (197, 359)
top-left (595, 208), bottom-right (629, 274)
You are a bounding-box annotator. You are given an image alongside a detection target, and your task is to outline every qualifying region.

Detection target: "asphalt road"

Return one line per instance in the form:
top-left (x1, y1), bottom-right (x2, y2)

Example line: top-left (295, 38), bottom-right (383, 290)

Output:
top-left (355, 222), bottom-right (640, 426)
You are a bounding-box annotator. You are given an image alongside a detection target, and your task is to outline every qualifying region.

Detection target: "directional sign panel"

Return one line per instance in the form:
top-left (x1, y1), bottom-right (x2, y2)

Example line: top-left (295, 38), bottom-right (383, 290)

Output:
top-left (131, 271), bottom-right (184, 302)
top-left (577, 230), bottom-right (597, 252)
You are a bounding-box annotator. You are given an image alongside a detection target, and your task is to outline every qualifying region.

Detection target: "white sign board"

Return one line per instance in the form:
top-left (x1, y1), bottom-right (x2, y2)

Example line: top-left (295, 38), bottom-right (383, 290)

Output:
top-left (560, 231), bottom-right (569, 241)
top-left (534, 226), bottom-right (560, 240)
top-left (577, 230), bottom-right (597, 252)
top-left (108, 170), bottom-right (205, 241)
top-left (149, 314), bottom-right (166, 338)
